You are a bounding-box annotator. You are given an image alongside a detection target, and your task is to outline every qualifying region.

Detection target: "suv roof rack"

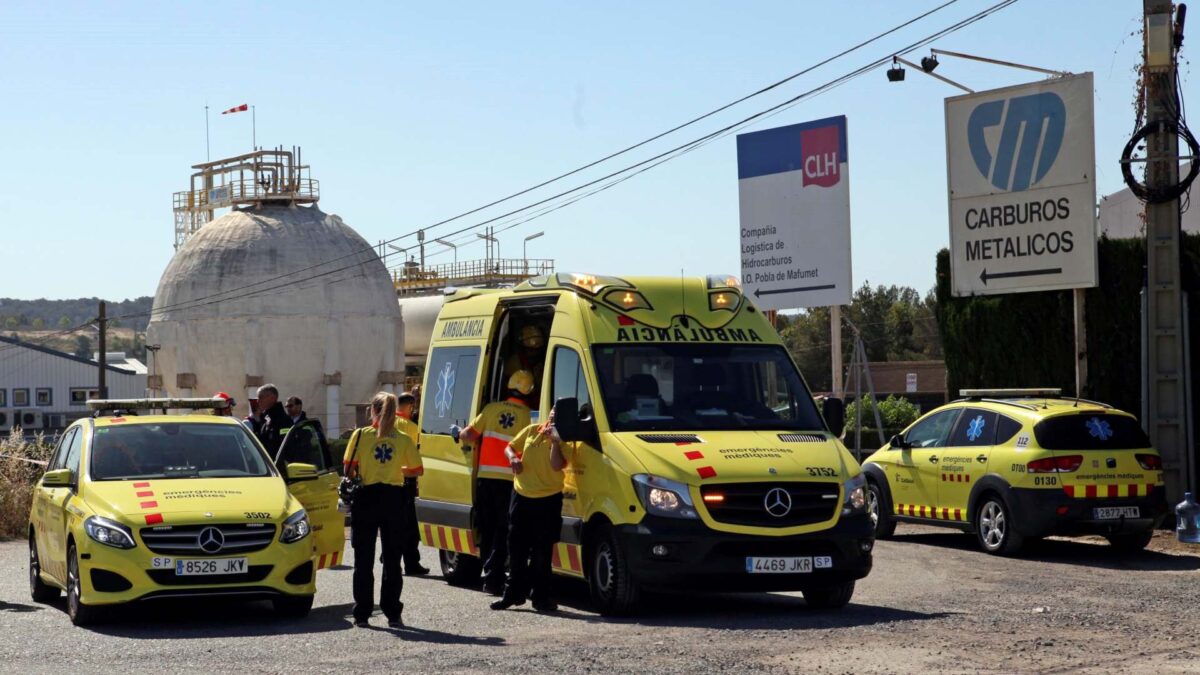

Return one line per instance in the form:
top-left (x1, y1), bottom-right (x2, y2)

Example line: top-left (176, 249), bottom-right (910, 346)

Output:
top-left (959, 388), bottom-right (1062, 399)
top-left (87, 398), bottom-right (230, 417)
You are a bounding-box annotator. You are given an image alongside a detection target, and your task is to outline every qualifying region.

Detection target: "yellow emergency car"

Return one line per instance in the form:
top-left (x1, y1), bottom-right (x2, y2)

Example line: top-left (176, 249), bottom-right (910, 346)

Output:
top-left (413, 273), bottom-right (874, 615)
top-left (27, 398), bottom-right (343, 626)
top-left (862, 389), bottom-right (1168, 555)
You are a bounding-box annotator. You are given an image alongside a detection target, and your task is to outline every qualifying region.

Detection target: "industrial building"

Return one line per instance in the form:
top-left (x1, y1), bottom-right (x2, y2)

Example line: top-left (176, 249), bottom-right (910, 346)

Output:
top-left (0, 335), bottom-right (146, 434)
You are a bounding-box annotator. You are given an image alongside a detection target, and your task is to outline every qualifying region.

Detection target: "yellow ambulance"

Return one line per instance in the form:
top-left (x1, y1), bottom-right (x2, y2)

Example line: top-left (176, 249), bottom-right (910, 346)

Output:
top-left (413, 273), bottom-right (874, 614)
top-left (27, 398), bottom-right (343, 625)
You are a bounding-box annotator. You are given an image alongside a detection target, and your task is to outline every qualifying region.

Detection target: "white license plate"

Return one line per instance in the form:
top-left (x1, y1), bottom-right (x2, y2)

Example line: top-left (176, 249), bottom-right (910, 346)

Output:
top-left (746, 556), bottom-right (831, 574)
top-left (174, 558), bottom-right (248, 576)
top-left (1093, 506), bottom-right (1140, 520)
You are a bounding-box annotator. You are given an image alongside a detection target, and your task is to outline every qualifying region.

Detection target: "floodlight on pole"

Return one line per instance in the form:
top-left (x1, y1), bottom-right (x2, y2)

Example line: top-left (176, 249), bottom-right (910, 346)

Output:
top-left (435, 238), bottom-right (458, 264)
top-left (523, 231), bottom-right (544, 275)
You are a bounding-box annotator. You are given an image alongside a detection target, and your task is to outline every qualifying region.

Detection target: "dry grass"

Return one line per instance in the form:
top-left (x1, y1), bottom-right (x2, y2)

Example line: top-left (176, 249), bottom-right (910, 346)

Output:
top-left (0, 429), bottom-right (53, 540)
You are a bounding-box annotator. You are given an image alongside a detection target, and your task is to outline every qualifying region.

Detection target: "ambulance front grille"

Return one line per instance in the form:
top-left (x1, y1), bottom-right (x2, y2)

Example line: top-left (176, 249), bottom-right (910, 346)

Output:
top-left (139, 523), bottom-right (277, 555)
top-left (700, 482), bottom-right (841, 528)
top-left (636, 433), bottom-right (702, 444)
top-left (777, 433), bottom-right (827, 443)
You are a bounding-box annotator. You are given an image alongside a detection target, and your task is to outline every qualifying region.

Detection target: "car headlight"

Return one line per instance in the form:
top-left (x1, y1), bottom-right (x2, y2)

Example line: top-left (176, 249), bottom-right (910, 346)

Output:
top-left (842, 474), bottom-right (867, 515)
top-left (632, 475), bottom-right (698, 519)
top-left (280, 509), bottom-right (311, 543)
top-left (84, 516), bottom-right (136, 549)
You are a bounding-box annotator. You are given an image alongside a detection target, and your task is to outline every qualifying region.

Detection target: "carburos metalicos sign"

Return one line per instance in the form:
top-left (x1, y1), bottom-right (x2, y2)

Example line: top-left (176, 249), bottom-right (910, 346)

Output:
top-left (946, 73), bottom-right (1097, 296)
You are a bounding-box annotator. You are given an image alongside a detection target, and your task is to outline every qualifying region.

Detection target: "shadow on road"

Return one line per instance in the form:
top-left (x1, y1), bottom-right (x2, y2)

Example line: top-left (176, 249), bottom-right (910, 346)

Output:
top-left (889, 530), bottom-right (1200, 571)
top-left (0, 600), bottom-right (43, 613)
top-left (77, 600), bottom-right (357, 638)
top-left (370, 624), bottom-right (505, 646)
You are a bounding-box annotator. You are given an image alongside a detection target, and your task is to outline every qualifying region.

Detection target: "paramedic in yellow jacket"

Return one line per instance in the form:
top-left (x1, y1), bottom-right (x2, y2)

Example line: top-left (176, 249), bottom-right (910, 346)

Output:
top-left (490, 407), bottom-right (572, 613)
top-left (456, 370), bottom-right (534, 595)
top-left (343, 392), bottom-right (423, 628)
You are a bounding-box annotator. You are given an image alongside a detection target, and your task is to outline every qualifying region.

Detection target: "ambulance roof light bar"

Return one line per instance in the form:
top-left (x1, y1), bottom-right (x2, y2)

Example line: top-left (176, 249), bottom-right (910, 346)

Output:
top-left (959, 388), bottom-right (1063, 399)
top-left (87, 398), bottom-right (230, 417)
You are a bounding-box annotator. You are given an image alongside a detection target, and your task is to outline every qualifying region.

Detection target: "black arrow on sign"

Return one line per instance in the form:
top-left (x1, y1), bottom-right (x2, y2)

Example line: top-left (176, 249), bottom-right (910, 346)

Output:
top-left (978, 267), bottom-right (1063, 285)
top-left (754, 284), bottom-right (836, 297)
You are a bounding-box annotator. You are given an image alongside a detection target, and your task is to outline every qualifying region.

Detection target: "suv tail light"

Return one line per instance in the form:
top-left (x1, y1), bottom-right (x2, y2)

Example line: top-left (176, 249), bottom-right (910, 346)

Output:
top-left (1027, 455), bottom-right (1083, 473)
top-left (1136, 453), bottom-right (1162, 470)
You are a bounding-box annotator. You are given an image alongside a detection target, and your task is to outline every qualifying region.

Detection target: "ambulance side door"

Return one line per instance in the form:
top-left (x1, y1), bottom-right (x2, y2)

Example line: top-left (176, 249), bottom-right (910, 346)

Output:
top-left (417, 344), bottom-right (483, 506)
top-left (548, 341), bottom-right (602, 520)
top-left (891, 409), bottom-right (960, 517)
top-left (940, 408), bottom-right (998, 519)
top-left (276, 420), bottom-right (344, 567)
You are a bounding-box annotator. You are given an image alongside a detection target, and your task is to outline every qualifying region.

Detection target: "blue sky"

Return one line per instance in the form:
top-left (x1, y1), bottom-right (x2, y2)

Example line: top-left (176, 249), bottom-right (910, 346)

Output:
top-left (0, 0), bottom-right (1180, 301)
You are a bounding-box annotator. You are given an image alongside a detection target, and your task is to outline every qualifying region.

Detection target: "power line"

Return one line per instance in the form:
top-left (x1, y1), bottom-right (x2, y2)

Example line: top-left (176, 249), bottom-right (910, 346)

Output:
top-left (121, 0), bottom-right (1020, 322)
top-left (117, 1), bottom-right (970, 321)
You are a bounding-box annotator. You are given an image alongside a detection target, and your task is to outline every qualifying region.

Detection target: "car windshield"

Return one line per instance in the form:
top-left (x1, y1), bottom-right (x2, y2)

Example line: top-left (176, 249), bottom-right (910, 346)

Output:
top-left (592, 343), bottom-right (826, 432)
top-left (90, 423), bottom-right (273, 480)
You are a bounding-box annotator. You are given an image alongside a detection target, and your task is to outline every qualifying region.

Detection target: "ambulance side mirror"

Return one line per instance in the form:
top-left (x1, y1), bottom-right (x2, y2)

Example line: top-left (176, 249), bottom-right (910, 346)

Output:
top-left (554, 397), bottom-right (598, 447)
top-left (889, 433), bottom-right (911, 450)
top-left (822, 397), bottom-right (845, 437)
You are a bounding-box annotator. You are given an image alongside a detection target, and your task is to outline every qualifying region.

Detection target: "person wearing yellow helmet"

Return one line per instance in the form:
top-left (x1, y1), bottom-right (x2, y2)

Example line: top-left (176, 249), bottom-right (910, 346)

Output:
top-left (453, 369), bottom-right (535, 595)
top-left (504, 324), bottom-right (547, 402)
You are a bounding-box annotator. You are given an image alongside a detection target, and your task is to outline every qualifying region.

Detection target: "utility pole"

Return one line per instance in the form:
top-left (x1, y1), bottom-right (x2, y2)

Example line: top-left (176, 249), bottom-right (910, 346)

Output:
top-left (1141, 0), bottom-right (1193, 499)
top-left (97, 301), bottom-right (108, 400)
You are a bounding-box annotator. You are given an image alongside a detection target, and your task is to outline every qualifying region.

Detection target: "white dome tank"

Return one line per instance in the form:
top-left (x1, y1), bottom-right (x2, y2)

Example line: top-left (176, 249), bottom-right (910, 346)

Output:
top-left (147, 204), bottom-right (403, 436)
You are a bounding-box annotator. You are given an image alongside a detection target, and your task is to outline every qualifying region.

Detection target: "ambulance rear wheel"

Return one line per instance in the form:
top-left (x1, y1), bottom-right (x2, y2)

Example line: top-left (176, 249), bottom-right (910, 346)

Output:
top-left (439, 550), bottom-right (482, 587)
top-left (273, 594), bottom-right (314, 618)
top-left (802, 581), bottom-right (855, 610)
top-left (867, 481), bottom-right (895, 539)
top-left (29, 531), bottom-right (59, 603)
top-left (975, 494), bottom-right (1024, 556)
top-left (587, 527), bottom-right (639, 616)
top-left (1106, 530), bottom-right (1153, 552)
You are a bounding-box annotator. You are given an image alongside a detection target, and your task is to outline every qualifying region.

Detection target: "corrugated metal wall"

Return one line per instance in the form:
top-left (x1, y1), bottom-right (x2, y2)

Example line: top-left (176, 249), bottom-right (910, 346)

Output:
top-left (0, 343), bottom-right (146, 431)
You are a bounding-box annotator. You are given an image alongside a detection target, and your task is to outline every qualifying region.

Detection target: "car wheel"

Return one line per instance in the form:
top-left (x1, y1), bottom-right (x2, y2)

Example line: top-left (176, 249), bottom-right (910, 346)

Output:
top-left (438, 549), bottom-right (482, 587)
top-left (1106, 530), bottom-right (1153, 552)
top-left (803, 581), bottom-right (855, 610)
top-left (587, 526), bottom-right (639, 616)
top-left (272, 594), bottom-right (315, 618)
top-left (867, 481), bottom-right (896, 539)
top-left (66, 543), bottom-right (99, 626)
top-left (975, 495), bottom-right (1024, 556)
top-left (29, 532), bottom-right (59, 603)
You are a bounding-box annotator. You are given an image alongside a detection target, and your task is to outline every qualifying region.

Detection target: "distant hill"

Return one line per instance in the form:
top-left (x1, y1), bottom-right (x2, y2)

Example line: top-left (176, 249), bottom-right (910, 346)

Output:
top-left (0, 297), bottom-right (153, 332)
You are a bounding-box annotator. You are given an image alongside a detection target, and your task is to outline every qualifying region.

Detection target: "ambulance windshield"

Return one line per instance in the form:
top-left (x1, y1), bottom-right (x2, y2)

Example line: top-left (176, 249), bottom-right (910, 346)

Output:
top-left (592, 344), bottom-right (825, 432)
top-left (90, 423), bottom-right (273, 481)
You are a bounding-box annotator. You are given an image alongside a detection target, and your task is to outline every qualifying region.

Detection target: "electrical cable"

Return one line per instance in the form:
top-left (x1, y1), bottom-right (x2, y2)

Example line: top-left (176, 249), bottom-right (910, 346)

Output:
top-left (120, 0), bottom-right (1020, 322)
top-left (118, 1), bottom-right (981, 321)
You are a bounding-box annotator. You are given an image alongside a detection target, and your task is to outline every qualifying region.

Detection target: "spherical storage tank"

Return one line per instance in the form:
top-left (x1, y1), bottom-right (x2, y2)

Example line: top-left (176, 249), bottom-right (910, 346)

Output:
top-left (147, 204), bottom-right (403, 437)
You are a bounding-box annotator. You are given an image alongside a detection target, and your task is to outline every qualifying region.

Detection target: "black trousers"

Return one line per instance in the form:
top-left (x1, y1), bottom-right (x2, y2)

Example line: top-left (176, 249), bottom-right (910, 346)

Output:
top-left (505, 491), bottom-right (564, 605)
top-left (475, 478), bottom-right (513, 589)
top-left (351, 483), bottom-right (407, 621)
top-left (402, 478), bottom-right (421, 568)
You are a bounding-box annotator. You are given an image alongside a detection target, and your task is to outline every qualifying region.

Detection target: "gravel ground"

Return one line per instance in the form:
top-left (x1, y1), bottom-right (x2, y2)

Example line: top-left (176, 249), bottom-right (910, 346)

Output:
top-left (1, 526), bottom-right (1197, 674)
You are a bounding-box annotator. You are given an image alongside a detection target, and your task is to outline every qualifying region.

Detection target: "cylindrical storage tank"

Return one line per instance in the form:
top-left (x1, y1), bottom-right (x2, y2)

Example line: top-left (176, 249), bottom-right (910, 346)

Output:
top-left (147, 204), bottom-right (403, 437)
top-left (397, 295), bottom-right (444, 367)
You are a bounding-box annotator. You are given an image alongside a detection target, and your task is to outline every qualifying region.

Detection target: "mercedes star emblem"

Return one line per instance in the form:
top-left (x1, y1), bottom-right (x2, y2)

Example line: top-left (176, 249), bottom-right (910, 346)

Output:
top-left (198, 526), bottom-right (225, 554)
top-left (763, 487), bottom-right (793, 518)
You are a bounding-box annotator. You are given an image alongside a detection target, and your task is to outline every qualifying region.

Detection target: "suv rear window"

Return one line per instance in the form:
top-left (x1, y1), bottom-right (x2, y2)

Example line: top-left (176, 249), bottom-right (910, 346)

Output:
top-left (1033, 414), bottom-right (1151, 450)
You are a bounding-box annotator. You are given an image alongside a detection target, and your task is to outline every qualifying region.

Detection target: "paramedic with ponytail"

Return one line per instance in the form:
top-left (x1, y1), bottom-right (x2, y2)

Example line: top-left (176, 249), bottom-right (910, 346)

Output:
top-left (343, 392), bottom-right (423, 628)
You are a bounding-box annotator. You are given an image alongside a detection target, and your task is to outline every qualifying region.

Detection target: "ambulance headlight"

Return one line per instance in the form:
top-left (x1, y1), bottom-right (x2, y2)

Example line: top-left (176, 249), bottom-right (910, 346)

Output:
top-left (280, 510), bottom-right (311, 543)
top-left (842, 474), bottom-right (867, 515)
top-left (632, 475), bottom-right (698, 519)
top-left (84, 516), bottom-right (136, 549)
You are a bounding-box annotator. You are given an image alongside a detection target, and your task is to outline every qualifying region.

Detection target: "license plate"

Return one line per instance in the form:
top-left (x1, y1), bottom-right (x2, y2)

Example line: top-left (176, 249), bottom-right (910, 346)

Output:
top-left (746, 556), bottom-right (831, 574)
top-left (1093, 506), bottom-right (1140, 520)
top-left (175, 558), bottom-right (248, 576)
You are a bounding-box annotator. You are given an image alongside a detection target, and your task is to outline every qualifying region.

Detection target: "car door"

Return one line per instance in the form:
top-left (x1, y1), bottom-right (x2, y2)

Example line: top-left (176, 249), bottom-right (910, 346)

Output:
top-left (891, 408), bottom-right (960, 519)
top-left (549, 342), bottom-right (603, 520)
top-left (939, 408), bottom-right (999, 521)
top-left (417, 344), bottom-right (483, 505)
top-left (44, 427), bottom-right (82, 583)
top-left (276, 420), bottom-right (344, 568)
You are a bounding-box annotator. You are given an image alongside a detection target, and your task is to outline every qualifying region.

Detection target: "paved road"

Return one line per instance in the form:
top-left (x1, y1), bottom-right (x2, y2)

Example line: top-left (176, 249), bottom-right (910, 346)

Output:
top-left (1, 526), bottom-right (1198, 674)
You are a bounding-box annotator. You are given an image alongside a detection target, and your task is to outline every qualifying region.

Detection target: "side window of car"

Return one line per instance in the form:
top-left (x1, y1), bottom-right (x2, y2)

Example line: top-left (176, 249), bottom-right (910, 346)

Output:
top-left (904, 409), bottom-right (961, 449)
top-left (551, 347), bottom-right (592, 409)
top-left (277, 420), bottom-right (330, 472)
top-left (948, 409), bottom-right (999, 447)
top-left (421, 346), bottom-right (481, 434)
top-left (994, 414), bottom-right (1023, 445)
top-left (62, 427), bottom-right (85, 477)
top-left (47, 428), bottom-right (77, 471)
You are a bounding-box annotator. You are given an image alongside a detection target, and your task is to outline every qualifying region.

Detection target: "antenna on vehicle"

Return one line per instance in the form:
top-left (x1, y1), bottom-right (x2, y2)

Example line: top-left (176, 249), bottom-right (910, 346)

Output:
top-left (679, 268), bottom-right (688, 328)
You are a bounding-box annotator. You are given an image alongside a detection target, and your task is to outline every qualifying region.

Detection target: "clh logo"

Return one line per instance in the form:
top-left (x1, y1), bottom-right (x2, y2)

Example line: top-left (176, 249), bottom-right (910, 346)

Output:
top-left (800, 124), bottom-right (840, 188)
top-left (967, 92), bottom-right (1066, 192)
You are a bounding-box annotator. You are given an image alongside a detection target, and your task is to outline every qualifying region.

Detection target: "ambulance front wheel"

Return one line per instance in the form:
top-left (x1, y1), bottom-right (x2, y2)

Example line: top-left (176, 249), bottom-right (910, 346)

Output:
top-left (588, 526), bottom-right (639, 616)
top-left (439, 550), bottom-right (482, 587)
top-left (867, 481), bottom-right (895, 539)
top-left (802, 580), bottom-right (855, 610)
top-left (273, 594), bottom-right (314, 618)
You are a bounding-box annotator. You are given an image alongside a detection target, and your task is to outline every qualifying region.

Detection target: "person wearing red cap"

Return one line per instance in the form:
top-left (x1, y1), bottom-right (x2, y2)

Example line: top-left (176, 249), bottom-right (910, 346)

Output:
top-left (213, 392), bottom-right (237, 417)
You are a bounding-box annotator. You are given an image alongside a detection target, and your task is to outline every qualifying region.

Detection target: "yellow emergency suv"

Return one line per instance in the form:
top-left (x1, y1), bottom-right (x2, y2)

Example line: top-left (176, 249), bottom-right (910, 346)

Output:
top-left (862, 389), bottom-right (1167, 555)
top-left (27, 398), bottom-right (343, 625)
top-left (413, 273), bottom-right (874, 614)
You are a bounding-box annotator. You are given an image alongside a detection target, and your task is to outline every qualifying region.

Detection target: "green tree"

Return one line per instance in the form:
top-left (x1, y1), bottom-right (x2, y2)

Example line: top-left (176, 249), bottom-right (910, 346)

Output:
top-left (4, 317), bottom-right (18, 330)
top-left (74, 335), bottom-right (92, 359)
top-left (57, 316), bottom-right (72, 328)
top-left (30, 318), bottom-right (44, 330)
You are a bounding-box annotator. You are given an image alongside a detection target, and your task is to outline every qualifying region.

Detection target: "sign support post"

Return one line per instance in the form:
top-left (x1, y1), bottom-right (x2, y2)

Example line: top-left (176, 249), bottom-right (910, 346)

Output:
top-left (831, 305), bottom-right (843, 397)
top-left (1073, 287), bottom-right (1088, 397)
